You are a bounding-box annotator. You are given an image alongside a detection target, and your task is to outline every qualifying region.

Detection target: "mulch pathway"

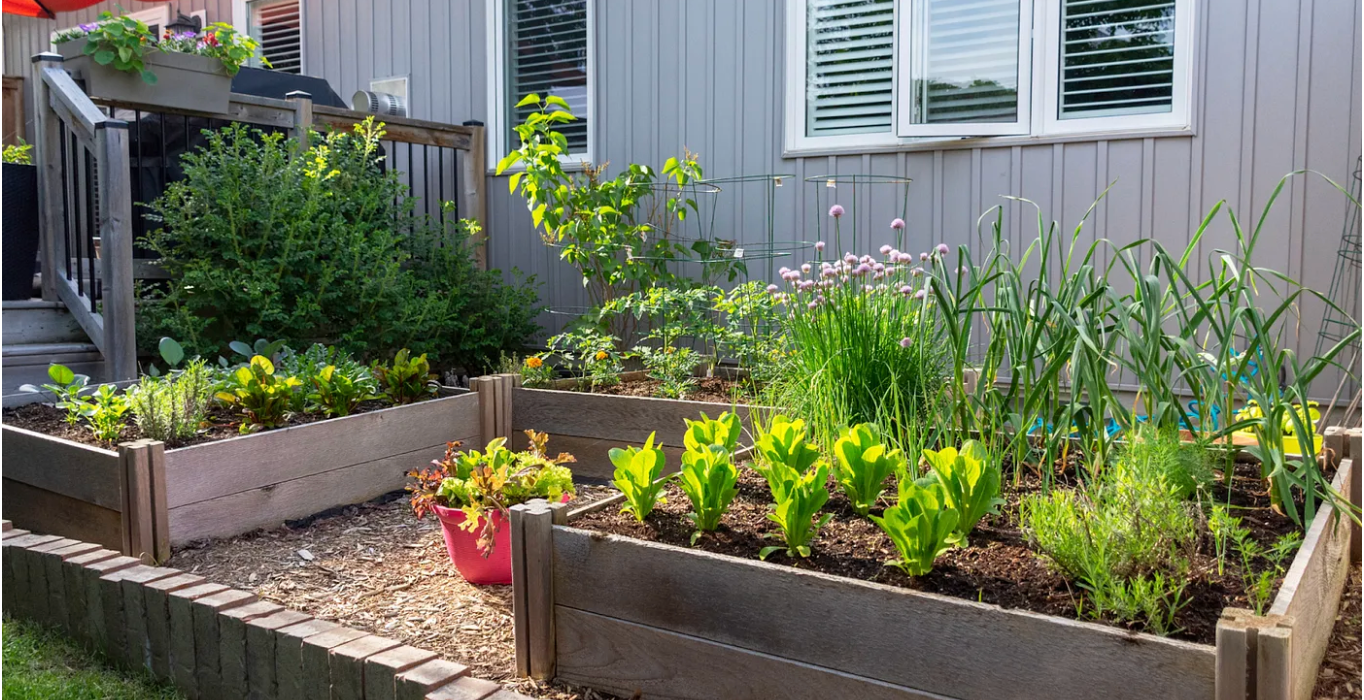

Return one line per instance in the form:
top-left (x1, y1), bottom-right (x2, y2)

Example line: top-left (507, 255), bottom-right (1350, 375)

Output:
top-left (1314, 567), bottom-right (1362, 698)
top-left (168, 488), bottom-right (619, 700)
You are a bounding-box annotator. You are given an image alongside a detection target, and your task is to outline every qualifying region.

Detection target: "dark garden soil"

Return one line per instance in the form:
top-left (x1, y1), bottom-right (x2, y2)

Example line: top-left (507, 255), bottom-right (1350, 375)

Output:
top-left (1313, 567), bottom-right (1362, 699)
top-left (2, 398), bottom-right (413, 450)
top-left (169, 484), bottom-right (621, 700)
top-left (574, 461), bottom-right (1300, 646)
top-left (579, 376), bottom-right (753, 404)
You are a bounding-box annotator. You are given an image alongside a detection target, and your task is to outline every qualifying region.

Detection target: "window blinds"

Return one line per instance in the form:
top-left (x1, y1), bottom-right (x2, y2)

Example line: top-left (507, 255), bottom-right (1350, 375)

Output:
top-left (918, 0), bottom-right (1021, 123)
top-left (1059, 0), bottom-right (1176, 118)
top-left (507, 0), bottom-right (589, 153)
top-left (249, 0), bottom-right (301, 74)
top-left (805, 0), bottom-right (896, 136)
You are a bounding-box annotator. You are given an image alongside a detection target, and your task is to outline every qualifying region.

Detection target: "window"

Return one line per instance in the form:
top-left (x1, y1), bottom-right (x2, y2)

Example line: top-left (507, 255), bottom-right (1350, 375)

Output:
top-left (786, 0), bottom-right (1195, 152)
top-left (245, 0), bottom-right (302, 74)
top-left (488, 0), bottom-right (594, 163)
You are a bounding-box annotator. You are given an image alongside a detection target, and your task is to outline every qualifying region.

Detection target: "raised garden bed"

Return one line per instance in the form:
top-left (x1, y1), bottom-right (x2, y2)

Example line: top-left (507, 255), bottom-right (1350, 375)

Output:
top-left (506, 435), bottom-right (1361, 700)
top-left (2, 389), bottom-right (482, 558)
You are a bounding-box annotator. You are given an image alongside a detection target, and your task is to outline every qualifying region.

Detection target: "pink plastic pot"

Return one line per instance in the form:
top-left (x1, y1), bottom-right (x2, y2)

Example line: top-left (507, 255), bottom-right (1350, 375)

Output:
top-left (431, 504), bottom-right (512, 585)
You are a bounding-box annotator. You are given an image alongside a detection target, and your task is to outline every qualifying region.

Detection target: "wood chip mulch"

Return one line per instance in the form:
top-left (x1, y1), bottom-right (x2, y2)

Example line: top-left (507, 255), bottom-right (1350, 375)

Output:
top-left (168, 489), bottom-right (619, 700)
top-left (1314, 566), bottom-right (1362, 699)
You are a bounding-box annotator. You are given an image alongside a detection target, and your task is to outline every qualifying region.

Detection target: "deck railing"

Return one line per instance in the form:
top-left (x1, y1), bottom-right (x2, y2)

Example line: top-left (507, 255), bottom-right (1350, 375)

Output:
top-left (29, 52), bottom-right (487, 381)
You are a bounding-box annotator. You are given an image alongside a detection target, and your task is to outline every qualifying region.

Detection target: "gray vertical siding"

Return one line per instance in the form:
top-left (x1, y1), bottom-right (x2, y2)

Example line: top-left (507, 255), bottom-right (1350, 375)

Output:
top-left (5, 0), bottom-right (1359, 399)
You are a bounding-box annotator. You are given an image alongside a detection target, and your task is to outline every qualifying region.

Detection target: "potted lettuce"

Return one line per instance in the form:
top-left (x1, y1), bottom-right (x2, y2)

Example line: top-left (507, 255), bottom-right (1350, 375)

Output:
top-left (407, 431), bottom-right (575, 584)
top-left (53, 13), bottom-right (262, 113)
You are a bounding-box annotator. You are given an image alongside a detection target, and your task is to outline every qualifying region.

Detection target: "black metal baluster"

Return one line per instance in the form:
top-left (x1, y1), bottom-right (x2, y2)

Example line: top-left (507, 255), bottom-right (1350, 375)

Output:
top-left (407, 142), bottom-right (415, 223)
top-left (423, 145), bottom-right (432, 220)
top-left (438, 147), bottom-right (445, 229)
top-left (60, 127), bottom-right (71, 280)
top-left (159, 113), bottom-right (168, 203)
top-left (85, 146), bottom-right (96, 312)
top-left (74, 139), bottom-right (84, 299)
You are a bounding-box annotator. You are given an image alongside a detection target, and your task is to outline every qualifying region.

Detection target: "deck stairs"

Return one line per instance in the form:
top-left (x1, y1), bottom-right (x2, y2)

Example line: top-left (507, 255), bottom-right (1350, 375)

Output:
top-left (2, 299), bottom-right (107, 406)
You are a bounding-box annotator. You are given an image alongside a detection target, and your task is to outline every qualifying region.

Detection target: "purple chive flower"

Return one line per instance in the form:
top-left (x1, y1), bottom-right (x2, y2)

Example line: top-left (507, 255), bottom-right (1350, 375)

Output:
top-left (807, 301), bottom-right (819, 311)
top-left (919, 252), bottom-right (929, 262)
top-left (890, 218), bottom-right (906, 230)
top-left (914, 289), bottom-right (927, 300)
top-left (822, 268), bottom-right (836, 278)
top-left (801, 263), bottom-right (812, 274)
top-left (779, 266), bottom-right (790, 276)
top-left (860, 255), bottom-right (873, 264)
top-left (829, 204), bottom-right (845, 218)
top-left (873, 262), bottom-right (886, 273)
top-left (766, 284), bottom-right (779, 294)
top-left (880, 244), bottom-right (893, 256)
top-left (899, 285), bottom-right (913, 295)
top-left (854, 263), bottom-right (872, 276)
top-left (900, 337), bottom-right (913, 349)
top-left (911, 268), bottom-right (923, 277)
top-left (937, 243), bottom-right (951, 256)
top-left (898, 252), bottom-right (914, 264)
top-left (815, 241), bottom-right (826, 252)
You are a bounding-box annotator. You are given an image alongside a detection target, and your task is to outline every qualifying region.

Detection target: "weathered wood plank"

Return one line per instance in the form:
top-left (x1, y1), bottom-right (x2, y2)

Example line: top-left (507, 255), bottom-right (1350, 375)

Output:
top-left (120, 441), bottom-right (155, 563)
top-left (555, 607), bottom-right (941, 700)
top-left (2, 479), bottom-right (123, 551)
top-left (89, 93), bottom-right (298, 129)
top-left (511, 388), bottom-right (754, 447)
top-left (552, 527), bottom-right (1215, 700)
top-left (1268, 458), bottom-right (1356, 700)
top-left (163, 394), bottom-right (479, 508)
top-left (95, 122), bottom-right (137, 381)
top-left (524, 502), bottom-right (555, 679)
top-left (311, 104), bottom-right (477, 150)
top-left (165, 436), bottom-right (476, 544)
top-left (510, 433), bottom-right (686, 482)
top-left (0, 426), bottom-right (122, 510)
top-left (1257, 624), bottom-right (1293, 700)
top-left (1216, 612), bottom-right (1255, 700)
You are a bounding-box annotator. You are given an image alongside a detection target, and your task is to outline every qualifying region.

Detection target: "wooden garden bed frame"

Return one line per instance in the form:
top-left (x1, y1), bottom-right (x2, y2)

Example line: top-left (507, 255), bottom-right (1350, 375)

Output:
top-left (1, 383), bottom-right (504, 560)
top-left (505, 427), bottom-right (1361, 700)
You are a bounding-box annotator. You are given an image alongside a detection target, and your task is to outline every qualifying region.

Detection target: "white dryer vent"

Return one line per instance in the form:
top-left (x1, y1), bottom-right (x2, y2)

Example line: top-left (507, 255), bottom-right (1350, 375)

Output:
top-left (353, 76), bottom-right (409, 117)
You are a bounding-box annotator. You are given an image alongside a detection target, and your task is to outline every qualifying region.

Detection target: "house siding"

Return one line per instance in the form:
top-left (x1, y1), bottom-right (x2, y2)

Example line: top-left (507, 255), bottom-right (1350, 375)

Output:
top-left (5, 0), bottom-right (1359, 399)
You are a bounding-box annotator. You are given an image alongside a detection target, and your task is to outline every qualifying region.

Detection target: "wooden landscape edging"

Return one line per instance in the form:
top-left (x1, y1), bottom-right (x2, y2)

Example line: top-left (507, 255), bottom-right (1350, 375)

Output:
top-left (4, 392), bottom-right (483, 551)
top-left (507, 385), bottom-right (757, 480)
top-left (1, 426), bottom-right (167, 561)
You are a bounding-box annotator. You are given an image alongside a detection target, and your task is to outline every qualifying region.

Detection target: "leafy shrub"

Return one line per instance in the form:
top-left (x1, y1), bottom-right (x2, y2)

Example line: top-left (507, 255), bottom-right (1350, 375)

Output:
top-left (871, 481), bottom-right (960, 576)
top-left (546, 327), bottom-right (622, 388)
top-left (832, 423), bottom-right (902, 517)
top-left (2, 140), bottom-right (32, 165)
top-left (921, 440), bottom-right (1004, 540)
top-left (407, 431), bottom-right (575, 555)
top-left (126, 359), bottom-right (213, 442)
top-left (20, 364), bottom-right (90, 425)
top-left (678, 444), bottom-right (738, 543)
top-left (372, 349), bottom-right (436, 404)
top-left (139, 120), bottom-right (539, 372)
top-left (214, 356), bottom-right (302, 433)
top-left (609, 432), bottom-right (671, 521)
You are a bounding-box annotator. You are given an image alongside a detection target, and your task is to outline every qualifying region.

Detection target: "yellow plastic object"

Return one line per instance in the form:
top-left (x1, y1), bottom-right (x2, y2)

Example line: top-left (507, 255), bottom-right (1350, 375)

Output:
top-left (1230, 401), bottom-right (1322, 455)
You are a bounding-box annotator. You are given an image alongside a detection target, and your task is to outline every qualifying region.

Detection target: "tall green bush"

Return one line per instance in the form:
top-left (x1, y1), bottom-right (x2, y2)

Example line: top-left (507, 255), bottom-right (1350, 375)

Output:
top-left (138, 120), bottom-right (539, 371)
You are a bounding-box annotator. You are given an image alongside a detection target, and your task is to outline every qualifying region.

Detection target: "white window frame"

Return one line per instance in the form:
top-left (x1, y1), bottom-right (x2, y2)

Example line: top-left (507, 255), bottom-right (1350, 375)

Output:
top-left (486, 0), bottom-right (597, 170)
top-left (230, 0), bottom-right (305, 73)
top-left (894, 0), bottom-right (1034, 138)
top-left (784, 0), bottom-right (1195, 155)
top-left (52, 5), bottom-right (171, 46)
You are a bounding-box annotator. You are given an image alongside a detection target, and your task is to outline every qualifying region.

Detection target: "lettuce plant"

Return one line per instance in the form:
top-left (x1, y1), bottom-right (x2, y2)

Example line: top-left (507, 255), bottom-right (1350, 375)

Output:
top-left (832, 423), bottom-right (902, 516)
top-left (683, 411), bottom-right (741, 454)
top-left (760, 462), bottom-right (833, 561)
top-left (922, 439), bottom-right (1003, 540)
top-left (752, 415), bottom-right (821, 500)
top-left (678, 444), bottom-right (738, 543)
top-left (609, 432), bottom-right (671, 521)
top-left (870, 481), bottom-right (960, 576)
top-left (214, 355), bottom-right (303, 432)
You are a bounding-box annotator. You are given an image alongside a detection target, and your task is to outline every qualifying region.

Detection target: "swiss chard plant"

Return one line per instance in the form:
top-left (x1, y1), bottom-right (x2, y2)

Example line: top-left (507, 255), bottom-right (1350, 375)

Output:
top-left (832, 422), bottom-right (902, 517)
top-left (307, 364), bottom-right (378, 417)
top-left (609, 431), bottom-right (672, 521)
top-left (214, 355), bottom-right (303, 433)
top-left (372, 349), bottom-right (436, 405)
top-left (678, 443), bottom-right (739, 543)
top-left (20, 364), bottom-right (91, 425)
top-left (921, 440), bottom-right (1004, 540)
top-left (682, 411), bottom-right (741, 454)
top-left (870, 481), bottom-right (960, 576)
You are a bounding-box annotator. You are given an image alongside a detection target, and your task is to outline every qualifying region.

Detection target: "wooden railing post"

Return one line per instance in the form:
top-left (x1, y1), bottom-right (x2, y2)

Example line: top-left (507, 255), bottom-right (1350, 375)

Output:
top-left (286, 90), bottom-right (312, 155)
top-left (510, 499), bottom-right (556, 679)
top-left (95, 119), bottom-right (137, 380)
top-left (472, 374), bottom-right (517, 446)
top-left (32, 52), bottom-right (66, 303)
top-left (459, 120), bottom-right (487, 270)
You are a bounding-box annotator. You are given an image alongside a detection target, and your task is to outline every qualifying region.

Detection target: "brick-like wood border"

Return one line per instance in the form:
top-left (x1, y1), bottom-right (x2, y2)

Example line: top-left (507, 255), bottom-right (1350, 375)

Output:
top-left (1, 521), bottom-right (527, 700)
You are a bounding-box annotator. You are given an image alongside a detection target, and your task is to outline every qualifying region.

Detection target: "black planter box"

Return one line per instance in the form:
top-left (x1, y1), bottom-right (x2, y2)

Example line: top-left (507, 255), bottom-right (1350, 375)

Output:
top-left (3, 161), bottom-right (39, 300)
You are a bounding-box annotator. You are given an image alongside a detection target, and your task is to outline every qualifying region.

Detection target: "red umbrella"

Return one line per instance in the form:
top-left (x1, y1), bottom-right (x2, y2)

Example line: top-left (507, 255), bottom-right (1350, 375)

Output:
top-left (3, 0), bottom-right (159, 19)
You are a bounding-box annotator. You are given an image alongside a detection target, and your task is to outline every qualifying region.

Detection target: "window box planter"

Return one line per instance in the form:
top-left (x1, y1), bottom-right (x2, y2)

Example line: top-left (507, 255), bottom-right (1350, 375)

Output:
top-left (1, 390), bottom-right (482, 558)
top-left (506, 427), bottom-right (1361, 700)
top-left (56, 41), bottom-right (231, 113)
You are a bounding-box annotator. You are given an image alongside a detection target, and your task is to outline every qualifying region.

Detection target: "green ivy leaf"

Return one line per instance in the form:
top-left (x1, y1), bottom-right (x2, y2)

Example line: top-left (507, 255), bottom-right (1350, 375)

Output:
top-left (93, 50), bottom-right (116, 65)
top-left (141, 70), bottom-right (158, 85)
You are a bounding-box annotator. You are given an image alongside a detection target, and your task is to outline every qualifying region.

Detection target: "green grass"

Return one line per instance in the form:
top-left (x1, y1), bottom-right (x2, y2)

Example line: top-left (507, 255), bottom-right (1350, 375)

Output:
top-left (2, 618), bottom-right (183, 700)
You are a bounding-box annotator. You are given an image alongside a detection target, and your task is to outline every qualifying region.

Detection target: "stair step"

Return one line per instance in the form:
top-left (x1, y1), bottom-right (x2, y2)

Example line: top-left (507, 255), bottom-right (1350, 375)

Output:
top-left (2, 343), bottom-right (102, 368)
top-left (3, 342), bottom-right (99, 357)
top-left (2, 300), bottom-right (65, 311)
top-left (2, 299), bottom-right (89, 345)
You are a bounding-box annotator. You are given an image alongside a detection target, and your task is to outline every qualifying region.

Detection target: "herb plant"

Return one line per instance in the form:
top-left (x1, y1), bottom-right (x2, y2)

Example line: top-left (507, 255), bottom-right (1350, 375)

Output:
top-left (126, 359), bottom-right (212, 442)
top-left (1209, 508), bottom-right (1303, 614)
top-left (609, 432), bottom-right (671, 521)
top-left (372, 349), bottom-right (435, 405)
top-left (922, 440), bottom-right (1004, 540)
top-left (214, 356), bottom-right (302, 433)
top-left (832, 423), bottom-right (902, 517)
top-left (20, 364), bottom-right (90, 425)
top-left (677, 443), bottom-right (739, 543)
top-left (870, 481), bottom-right (960, 576)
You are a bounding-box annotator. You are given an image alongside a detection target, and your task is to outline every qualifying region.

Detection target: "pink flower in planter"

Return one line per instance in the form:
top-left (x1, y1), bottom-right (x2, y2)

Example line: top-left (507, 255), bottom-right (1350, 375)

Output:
top-left (801, 263), bottom-right (811, 274)
top-left (937, 243), bottom-right (951, 256)
top-left (815, 241), bottom-right (826, 252)
top-left (766, 284), bottom-right (779, 294)
top-left (880, 244), bottom-right (893, 255)
top-left (890, 218), bottom-right (906, 230)
top-left (914, 289), bottom-right (927, 300)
